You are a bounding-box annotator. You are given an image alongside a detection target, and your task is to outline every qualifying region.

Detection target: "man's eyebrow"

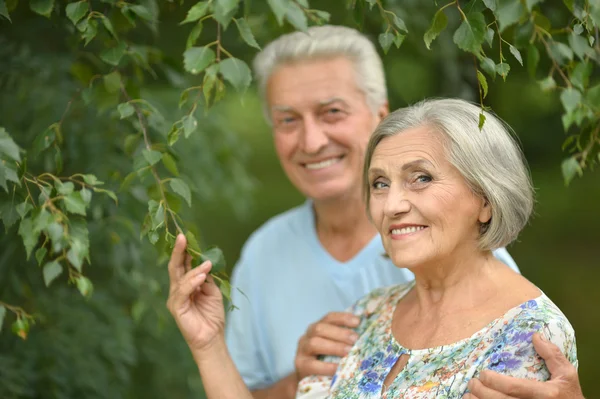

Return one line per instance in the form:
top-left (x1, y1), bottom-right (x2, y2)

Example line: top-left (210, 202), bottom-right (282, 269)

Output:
top-left (271, 105), bottom-right (295, 113)
top-left (319, 97), bottom-right (349, 107)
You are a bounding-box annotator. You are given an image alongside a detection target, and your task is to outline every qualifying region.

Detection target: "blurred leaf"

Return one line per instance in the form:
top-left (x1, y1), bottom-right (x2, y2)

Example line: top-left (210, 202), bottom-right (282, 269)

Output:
top-left (379, 32), bottom-right (394, 54)
top-left (100, 42), bottom-right (127, 66)
top-left (80, 18), bottom-right (98, 46)
top-left (478, 112), bottom-right (486, 130)
top-left (18, 218), bottom-right (38, 259)
top-left (0, 305), bottom-right (5, 333)
top-left (186, 21), bottom-right (203, 49)
top-left (0, 127), bottom-right (21, 162)
top-left (527, 44), bottom-right (539, 78)
top-left (509, 45), bottom-right (523, 66)
top-left (167, 124), bottom-right (182, 146)
top-left (267, 0), bottom-right (289, 25)
top-left (103, 71), bottom-right (122, 93)
top-left (56, 181), bottom-right (74, 195)
top-left (548, 41), bottom-right (573, 65)
top-left (183, 115), bottom-right (198, 138)
top-left (393, 32), bottom-right (405, 48)
top-left (162, 153), bottom-right (179, 176)
top-left (54, 147), bottom-right (63, 173)
top-left (16, 201), bottom-right (33, 219)
top-left (185, 230), bottom-right (202, 256)
top-left (560, 87), bottom-right (582, 113)
top-left (35, 247), bottom-right (47, 266)
top-left (100, 15), bottom-right (117, 39)
top-left (0, 0), bottom-right (11, 22)
top-left (495, 62), bottom-right (510, 80)
top-left (453, 12), bottom-right (486, 53)
top-left (214, 0), bottom-right (239, 29)
top-left (32, 125), bottom-right (57, 155)
top-left (570, 62), bottom-right (592, 91)
top-left (76, 276), bottom-right (93, 298)
top-left (80, 188), bottom-right (92, 204)
top-left (199, 246), bottom-right (226, 274)
top-left (424, 9), bottom-right (448, 50)
top-left (12, 318), bottom-right (29, 340)
top-left (169, 178), bottom-right (191, 207)
top-left (65, 1), bottom-right (88, 25)
top-left (391, 13), bottom-right (407, 32)
top-left (586, 84), bottom-right (600, 110)
top-left (482, 0), bottom-right (497, 11)
top-left (33, 208), bottom-right (53, 234)
top-left (30, 0), bottom-right (54, 17)
top-left (142, 149), bottom-right (162, 166)
top-left (181, 1), bottom-right (209, 24)
top-left (496, 0), bottom-right (524, 32)
top-left (46, 222), bottom-right (64, 245)
top-left (82, 174), bottom-right (102, 186)
top-left (235, 17), bottom-right (260, 49)
top-left (313, 10), bottom-right (330, 23)
top-left (285, 2), bottom-right (307, 31)
top-left (118, 102), bottom-right (135, 119)
top-left (67, 240), bottom-right (87, 272)
top-left (183, 46), bottom-right (216, 75)
top-left (42, 261), bottom-right (63, 287)
top-left (484, 27), bottom-right (494, 47)
top-left (477, 70), bottom-right (488, 98)
top-left (127, 4), bottom-right (154, 22)
top-left (538, 76), bottom-right (556, 91)
top-left (203, 64), bottom-right (219, 105)
top-left (64, 192), bottom-right (87, 216)
top-left (525, 0), bottom-right (544, 11)
top-left (219, 58), bottom-right (251, 92)
top-left (561, 156), bottom-right (582, 185)
top-left (568, 32), bottom-right (592, 61)
top-left (480, 57), bottom-right (496, 78)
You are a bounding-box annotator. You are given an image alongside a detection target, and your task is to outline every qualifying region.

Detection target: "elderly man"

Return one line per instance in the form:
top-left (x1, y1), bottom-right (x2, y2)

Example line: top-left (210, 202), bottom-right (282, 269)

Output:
top-left (169, 25), bottom-right (584, 399)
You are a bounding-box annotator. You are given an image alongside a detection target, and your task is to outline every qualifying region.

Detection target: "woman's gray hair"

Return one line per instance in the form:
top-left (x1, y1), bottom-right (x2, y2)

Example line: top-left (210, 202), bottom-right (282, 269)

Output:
top-left (253, 25), bottom-right (387, 121)
top-left (363, 98), bottom-right (534, 250)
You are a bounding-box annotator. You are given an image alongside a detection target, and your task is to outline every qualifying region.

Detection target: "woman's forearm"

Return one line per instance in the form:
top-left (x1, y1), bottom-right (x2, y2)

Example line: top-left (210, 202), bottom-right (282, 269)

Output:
top-left (192, 337), bottom-right (254, 399)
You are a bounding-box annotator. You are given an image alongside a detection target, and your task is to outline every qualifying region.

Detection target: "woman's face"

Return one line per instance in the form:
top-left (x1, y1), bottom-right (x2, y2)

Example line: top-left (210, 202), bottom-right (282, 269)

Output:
top-left (367, 126), bottom-right (491, 271)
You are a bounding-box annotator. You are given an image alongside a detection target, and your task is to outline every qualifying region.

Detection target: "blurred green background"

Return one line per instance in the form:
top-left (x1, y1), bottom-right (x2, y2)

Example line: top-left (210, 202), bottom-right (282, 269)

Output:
top-left (1, 0), bottom-right (599, 398)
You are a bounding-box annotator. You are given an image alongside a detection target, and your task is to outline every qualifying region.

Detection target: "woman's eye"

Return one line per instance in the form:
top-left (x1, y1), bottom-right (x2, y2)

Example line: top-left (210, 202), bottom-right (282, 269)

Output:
top-left (372, 181), bottom-right (388, 189)
top-left (415, 174), bottom-right (432, 183)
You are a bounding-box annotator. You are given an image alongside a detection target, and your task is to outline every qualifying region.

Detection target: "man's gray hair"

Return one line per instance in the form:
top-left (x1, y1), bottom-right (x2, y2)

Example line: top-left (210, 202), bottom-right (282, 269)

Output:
top-left (363, 98), bottom-right (534, 250)
top-left (253, 25), bottom-right (387, 120)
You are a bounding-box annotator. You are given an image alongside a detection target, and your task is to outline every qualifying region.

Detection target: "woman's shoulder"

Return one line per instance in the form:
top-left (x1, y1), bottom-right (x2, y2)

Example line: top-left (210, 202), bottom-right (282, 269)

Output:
top-left (350, 282), bottom-right (413, 316)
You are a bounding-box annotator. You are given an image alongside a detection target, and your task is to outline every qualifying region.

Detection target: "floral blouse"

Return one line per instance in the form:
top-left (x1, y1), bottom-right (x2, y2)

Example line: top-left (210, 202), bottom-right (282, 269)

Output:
top-left (297, 283), bottom-right (577, 399)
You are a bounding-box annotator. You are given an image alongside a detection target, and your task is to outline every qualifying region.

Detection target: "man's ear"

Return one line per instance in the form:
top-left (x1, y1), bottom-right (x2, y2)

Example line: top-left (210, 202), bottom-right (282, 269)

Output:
top-left (377, 101), bottom-right (389, 121)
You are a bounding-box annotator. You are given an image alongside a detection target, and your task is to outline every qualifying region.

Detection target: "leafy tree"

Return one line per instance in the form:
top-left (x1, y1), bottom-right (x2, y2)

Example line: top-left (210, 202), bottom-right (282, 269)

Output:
top-left (0, 0), bottom-right (598, 397)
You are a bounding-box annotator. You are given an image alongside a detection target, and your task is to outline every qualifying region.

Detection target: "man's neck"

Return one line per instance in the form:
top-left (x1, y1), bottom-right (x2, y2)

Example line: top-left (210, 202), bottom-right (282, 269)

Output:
top-left (312, 193), bottom-right (378, 262)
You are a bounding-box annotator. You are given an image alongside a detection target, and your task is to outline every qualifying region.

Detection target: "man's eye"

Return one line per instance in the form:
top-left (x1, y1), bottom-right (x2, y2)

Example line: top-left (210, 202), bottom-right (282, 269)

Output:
top-left (280, 117), bottom-right (296, 124)
top-left (327, 108), bottom-right (341, 114)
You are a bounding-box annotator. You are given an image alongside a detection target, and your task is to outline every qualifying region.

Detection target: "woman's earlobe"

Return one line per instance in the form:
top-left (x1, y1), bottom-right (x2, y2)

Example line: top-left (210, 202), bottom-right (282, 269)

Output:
top-left (478, 199), bottom-right (492, 224)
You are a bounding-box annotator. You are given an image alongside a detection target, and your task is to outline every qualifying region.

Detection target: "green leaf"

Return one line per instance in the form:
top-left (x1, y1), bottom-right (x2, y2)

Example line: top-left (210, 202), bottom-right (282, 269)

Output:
top-left (585, 84), bottom-right (600, 110)
top-left (33, 208), bottom-right (53, 234)
top-left (162, 153), bottom-right (180, 176)
top-left (561, 157), bottom-right (582, 185)
top-left (128, 4), bottom-right (154, 21)
top-left (538, 76), bottom-right (556, 92)
top-left (54, 147), bottom-right (63, 174)
top-left (142, 149), bottom-right (162, 166)
top-left (181, 1), bottom-right (210, 24)
top-left (378, 32), bottom-right (394, 54)
top-left (203, 65), bottom-right (219, 106)
top-left (285, 2), bottom-right (307, 32)
top-left (391, 14), bottom-right (407, 32)
top-left (199, 246), bottom-right (226, 274)
top-left (118, 102), bottom-right (135, 119)
top-left (0, 0), bottom-right (11, 22)
top-left (56, 181), bottom-right (74, 195)
top-left (103, 71), bottom-right (121, 93)
top-left (183, 46), bottom-right (216, 75)
top-left (65, 1), bottom-right (88, 25)
top-left (424, 9), bottom-right (448, 50)
top-left (186, 21), bottom-right (203, 49)
top-left (496, 0), bottom-right (524, 32)
top-left (482, 0), bottom-right (497, 11)
top-left (219, 58), bottom-right (252, 92)
top-left (570, 62), bottom-right (592, 91)
top-left (568, 32), bottom-right (592, 61)
top-left (12, 318), bottom-right (29, 340)
top-left (183, 115), bottom-right (198, 138)
top-left (0, 127), bottom-right (21, 162)
top-left (477, 70), bottom-right (489, 98)
top-left (0, 305), bottom-right (5, 333)
top-left (100, 41), bottom-right (127, 66)
top-left (18, 218), bottom-right (39, 259)
top-left (63, 192), bottom-right (87, 216)
top-left (46, 222), bottom-right (64, 245)
top-left (478, 112), bottom-right (486, 130)
top-left (80, 188), bottom-right (92, 204)
top-left (235, 17), bottom-right (260, 50)
top-left (42, 261), bottom-right (63, 287)
top-left (35, 247), bottom-right (47, 266)
top-left (169, 178), bottom-right (192, 207)
top-left (509, 45), bottom-right (523, 66)
top-left (81, 19), bottom-right (98, 46)
top-left (527, 44), bottom-right (539, 78)
top-left (0, 165), bottom-right (6, 192)
top-left (453, 12), bottom-right (486, 53)
top-left (167, 124), bottom-right (182, 146)
top-left (393, 32), bottom-right (405, 48)
top-left (214, 0), bottom-right (239, 29)
top-left (484, 28), bottom-right (494, 47)
top-left (548, 42), bottom-right (573, 65)
top-left (100, 15), bottom-right (117, 39)
top-left (313, 10), bottom-right (330, 23)
top-left (495, 62), bottom-right (510, 80)
top-left (30, 0), bottom-right (54, 17)
top-left (16, 202), bottom-right (33, 219)
top-left (0, 199), bottom-right (19, 230)
top-left (76, 276), bottom-right (93, 298)
top-left (267, 0), bottom-right (289, 25)
top-left (525, 0), bottom-right (544, 11)
top-left (560, 87), bottom-right (582, 113)
top-left (67, 241), bottom-right (85, 271)
top-left (480, 57), bottom-right (496, 78)
top-left (82, 174), bottom-right (102, 186)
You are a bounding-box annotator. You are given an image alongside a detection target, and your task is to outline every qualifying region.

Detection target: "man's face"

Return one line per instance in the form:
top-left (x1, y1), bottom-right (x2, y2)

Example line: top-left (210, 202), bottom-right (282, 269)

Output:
top-left (266, 56), bottom-right (387, 202)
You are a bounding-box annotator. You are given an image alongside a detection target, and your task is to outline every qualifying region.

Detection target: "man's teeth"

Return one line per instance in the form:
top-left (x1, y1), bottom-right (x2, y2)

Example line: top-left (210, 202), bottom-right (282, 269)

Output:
top-left (305, 157), bottom-right (341, 170)
top-left (392, 226), bottom-right (426, 235)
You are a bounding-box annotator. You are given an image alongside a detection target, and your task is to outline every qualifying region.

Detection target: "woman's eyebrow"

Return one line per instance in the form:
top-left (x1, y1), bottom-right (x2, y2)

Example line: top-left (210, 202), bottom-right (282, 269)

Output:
top-left (401, 159), bottom-right (434, 171)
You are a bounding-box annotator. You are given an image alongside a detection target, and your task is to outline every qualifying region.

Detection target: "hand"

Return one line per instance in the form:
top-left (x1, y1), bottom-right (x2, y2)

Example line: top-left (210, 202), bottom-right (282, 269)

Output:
top-left (167, 234), bottom-right (225, 355)
top-left (294, 311), bottom-right (360, 380)
top-left (464, 333), bottom-right (584, 399)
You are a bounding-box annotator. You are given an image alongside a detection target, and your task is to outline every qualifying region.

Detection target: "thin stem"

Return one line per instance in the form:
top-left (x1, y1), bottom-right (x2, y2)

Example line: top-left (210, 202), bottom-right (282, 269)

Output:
top-left (216, 23), bottom-right (221, 62)
top-left (537, 32), bottom-right (571, 88)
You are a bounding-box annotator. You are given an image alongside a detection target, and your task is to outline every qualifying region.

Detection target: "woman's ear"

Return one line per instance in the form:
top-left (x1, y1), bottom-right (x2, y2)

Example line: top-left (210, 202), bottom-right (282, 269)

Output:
top-left (478, 198), bottom-right (492, 224)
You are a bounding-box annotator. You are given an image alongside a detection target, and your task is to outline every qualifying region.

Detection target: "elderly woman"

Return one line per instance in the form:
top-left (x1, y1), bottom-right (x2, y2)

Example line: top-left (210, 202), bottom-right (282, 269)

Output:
top-left (167, 99), bottom-right (577, 399)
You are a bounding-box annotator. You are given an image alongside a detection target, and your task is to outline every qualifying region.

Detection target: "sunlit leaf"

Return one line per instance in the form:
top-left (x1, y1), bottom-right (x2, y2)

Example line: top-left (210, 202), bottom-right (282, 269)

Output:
top-left (219, 58), bottom-right (252, 92)
top-left (477, 70), bottom-right (488, 98)
top-left (76, 276), bottom-right (93, 298)
top-left (509, 45), bottom-right (523, 66)
top-left (43, 261), bottom-right (63, 287)
top-left (169, 178), bottom-right (192, 207)
top-left (181, 1), bottom-right (210, 24)
top-left (496, 0), bottom-right (524, 32)
top-left (424, 9), bottom-right (448, 50)
top-left (453, 12), bottom-right (486, 53)
top-left (183, 46), bottom-right (216, 75)
top-left (495, 62), bottom-right (510, 80)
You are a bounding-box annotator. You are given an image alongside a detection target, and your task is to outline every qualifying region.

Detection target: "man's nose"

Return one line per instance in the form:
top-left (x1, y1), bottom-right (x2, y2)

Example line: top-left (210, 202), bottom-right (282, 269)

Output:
top-left (300, 117), bottom-right (328, 154)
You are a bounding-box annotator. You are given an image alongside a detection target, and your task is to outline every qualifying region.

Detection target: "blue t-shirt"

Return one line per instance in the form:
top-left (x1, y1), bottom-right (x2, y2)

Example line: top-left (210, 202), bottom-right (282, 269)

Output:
top-left (225, 201), bottom-right (519, 390)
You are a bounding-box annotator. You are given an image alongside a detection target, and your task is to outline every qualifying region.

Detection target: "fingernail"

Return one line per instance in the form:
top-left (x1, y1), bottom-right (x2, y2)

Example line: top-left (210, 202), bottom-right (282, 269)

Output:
top-left (539, 333), bottom-right (548, 342)
top-left (349, 332), bottom-right (359, 342)
top-left (195, 273), bottom-right (206, 281)
top-left (350, 317), bottom-right (360, 327)
top-left (345, 345), bottom-right (353, 353)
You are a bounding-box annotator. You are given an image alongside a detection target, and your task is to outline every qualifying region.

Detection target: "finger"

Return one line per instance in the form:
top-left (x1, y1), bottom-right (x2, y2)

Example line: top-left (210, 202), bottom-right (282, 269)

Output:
top-left (477, 370), bottom-right (546, 399)
top-left (468, 377), bottom-right (519, 399)
top-left (321, 312), bottom-right (360, 328)
top-left (532, 333), bottom-right (573, 377)
top-left (302, 336), bottom-right (352, 358)
top-left (168, 234), bottom-right (187, 282)
top-left (462, 394), bottom-right (481, 399)
top-left (297, 359), bottom-right (338, 378)
top-left (307, 322), bottom-right (359, 346)
top-left (184, 253), bottom-right (192, 274)
top-left (171, 268), bottom-right (208, 309)
top-left (201, 272), bottom-right (222, 297)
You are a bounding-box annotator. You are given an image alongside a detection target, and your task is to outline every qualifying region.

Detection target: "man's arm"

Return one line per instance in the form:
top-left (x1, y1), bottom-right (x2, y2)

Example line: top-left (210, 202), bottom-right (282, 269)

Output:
top-left (250, 374), bottom-right (298, 399)
top-left (464, 333), bottom-right (584, 399)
